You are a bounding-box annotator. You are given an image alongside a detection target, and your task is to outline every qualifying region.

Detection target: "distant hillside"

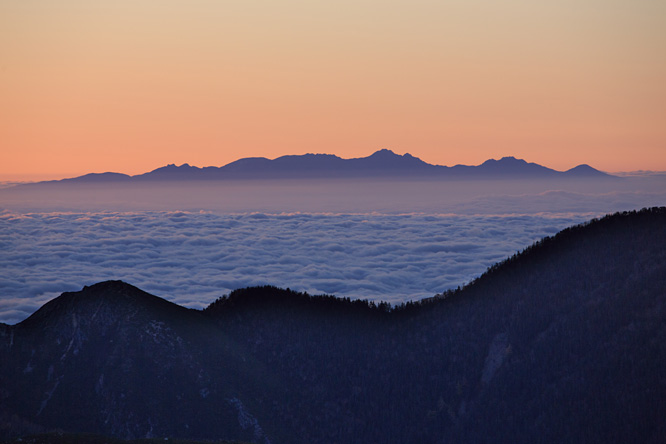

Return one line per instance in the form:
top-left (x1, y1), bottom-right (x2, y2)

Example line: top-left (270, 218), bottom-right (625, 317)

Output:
top-left (26, 150), bottom-right (613, 185)
top-left (1, 208), bottom-right (664, 443)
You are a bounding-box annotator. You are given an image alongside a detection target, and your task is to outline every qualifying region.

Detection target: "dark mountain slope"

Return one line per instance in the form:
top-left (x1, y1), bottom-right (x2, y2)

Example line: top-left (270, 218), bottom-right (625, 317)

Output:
top-left (420, 207), bottom-right (666, 443)
top-left (204, 208), bottom-right (666, 443)
top-left (0, 282), bottom-right (279, 443)
top-left (0, 433), bottom-right (247, 444)
top-left (1, 208), bottom-right (665, 443)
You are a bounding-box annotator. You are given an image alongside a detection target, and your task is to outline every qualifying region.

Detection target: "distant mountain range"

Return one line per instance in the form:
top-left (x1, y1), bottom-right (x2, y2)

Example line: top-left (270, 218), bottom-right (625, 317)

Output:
top-left (2, 208), bottom-right (664, 443)
top-left (45, 150), bottom-right (613, 184)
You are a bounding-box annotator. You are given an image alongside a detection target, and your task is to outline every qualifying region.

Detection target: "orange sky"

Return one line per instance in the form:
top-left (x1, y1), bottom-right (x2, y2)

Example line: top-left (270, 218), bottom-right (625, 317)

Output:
top-left (1, 0), bottom-right (665, 180)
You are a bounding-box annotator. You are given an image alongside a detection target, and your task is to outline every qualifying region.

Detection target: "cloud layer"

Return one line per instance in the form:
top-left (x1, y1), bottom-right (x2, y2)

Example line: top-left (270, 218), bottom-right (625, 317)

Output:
top-left (0, 210), bottom-right (601, 324)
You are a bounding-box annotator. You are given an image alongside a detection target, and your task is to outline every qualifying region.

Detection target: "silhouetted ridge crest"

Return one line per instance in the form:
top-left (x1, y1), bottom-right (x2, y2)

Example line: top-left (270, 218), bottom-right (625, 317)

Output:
top-left (204, 285), bottom-right (391, 317)
top-left (470, 206), bottom-right (666, 285)
top-left (25, 149), bottom-right (614, 184)
top-left (19, 280), bottom-right (193, 330)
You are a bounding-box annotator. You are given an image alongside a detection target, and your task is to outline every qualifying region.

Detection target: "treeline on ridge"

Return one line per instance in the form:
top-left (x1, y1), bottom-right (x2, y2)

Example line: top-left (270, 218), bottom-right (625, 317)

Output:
top-left (206, 207), bottom-right (666, 317)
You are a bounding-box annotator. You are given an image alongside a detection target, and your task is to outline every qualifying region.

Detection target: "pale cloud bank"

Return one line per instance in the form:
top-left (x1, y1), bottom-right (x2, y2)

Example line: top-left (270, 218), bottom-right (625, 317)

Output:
top-left (0, 210), bottom-right (601, 324)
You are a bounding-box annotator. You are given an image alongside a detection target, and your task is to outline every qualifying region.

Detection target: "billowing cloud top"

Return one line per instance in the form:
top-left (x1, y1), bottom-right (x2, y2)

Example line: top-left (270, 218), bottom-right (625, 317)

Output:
top-left (0, 210), bottom-right (599, 325)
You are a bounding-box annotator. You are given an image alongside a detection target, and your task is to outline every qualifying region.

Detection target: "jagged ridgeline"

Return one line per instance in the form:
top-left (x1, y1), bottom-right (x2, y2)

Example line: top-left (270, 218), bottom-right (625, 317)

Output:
top-left (1, 208), bottom-right (665, 444)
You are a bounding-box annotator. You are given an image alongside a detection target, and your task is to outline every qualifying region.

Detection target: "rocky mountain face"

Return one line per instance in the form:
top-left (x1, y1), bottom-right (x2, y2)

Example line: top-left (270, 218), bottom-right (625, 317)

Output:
top-left (1, 208), bottom-right (665, 444)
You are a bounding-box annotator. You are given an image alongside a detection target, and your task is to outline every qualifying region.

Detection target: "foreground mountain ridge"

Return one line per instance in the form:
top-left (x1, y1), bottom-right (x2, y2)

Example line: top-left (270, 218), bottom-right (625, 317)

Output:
top-left (1, 208), bottom-right (665, 443)
top-left (32, 149), bottom-right (612, 185)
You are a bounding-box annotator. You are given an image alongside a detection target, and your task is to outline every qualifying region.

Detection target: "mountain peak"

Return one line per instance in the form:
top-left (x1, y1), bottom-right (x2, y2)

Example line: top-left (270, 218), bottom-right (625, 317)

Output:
top-left (19, 280), bottom-right (188, 329)
top-left (564, 164), bottom-right (610, 177)
top-left (473, 156), bottom-right (557, 177)
top-left (81, 279), bottom-right (138, 293)
top-left (358, 149), bottom-right (430, 170)
top-left (161, 163), bottom-right (192, 170)
top-left (482, 156), bottom-right (526, 165)
top-left (366, 149), bottom-right (419, 160)
top-left (369, 148), bottom-right (400, 157)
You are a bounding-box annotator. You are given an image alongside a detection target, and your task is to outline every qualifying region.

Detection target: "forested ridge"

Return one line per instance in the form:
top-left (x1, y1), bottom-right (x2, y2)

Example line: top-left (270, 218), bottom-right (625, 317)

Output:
top-left (1, 208), bottom-right (665, 443)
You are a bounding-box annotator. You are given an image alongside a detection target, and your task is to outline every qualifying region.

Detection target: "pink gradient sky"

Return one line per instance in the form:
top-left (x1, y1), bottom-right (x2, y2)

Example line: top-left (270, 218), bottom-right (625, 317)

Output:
top-left (2, 0), bottom-right (665, 180)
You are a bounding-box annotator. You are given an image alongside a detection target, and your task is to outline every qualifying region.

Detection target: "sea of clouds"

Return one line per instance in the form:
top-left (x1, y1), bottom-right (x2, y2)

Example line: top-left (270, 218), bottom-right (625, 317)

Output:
top-left (0, 210), bottom-right (602, 324)
top-left (2, 174), bottom-right (664, 325)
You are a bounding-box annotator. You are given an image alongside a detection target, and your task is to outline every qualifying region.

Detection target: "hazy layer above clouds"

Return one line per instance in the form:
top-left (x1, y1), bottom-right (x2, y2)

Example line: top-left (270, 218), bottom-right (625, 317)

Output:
top-left (0, 211), bottom-right (600, 325)
top-left (1, 176), bottom-right (664, 214)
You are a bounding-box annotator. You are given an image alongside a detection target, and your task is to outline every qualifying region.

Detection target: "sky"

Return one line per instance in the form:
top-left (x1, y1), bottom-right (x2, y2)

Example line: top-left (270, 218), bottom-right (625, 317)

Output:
top-left (2, 0), bottom-right (665, 180)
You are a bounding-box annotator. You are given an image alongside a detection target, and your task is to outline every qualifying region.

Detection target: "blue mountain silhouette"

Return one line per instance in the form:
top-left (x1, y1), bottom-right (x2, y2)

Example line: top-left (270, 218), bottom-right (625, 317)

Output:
top-left (52, 149), bottom-right (613, 183)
